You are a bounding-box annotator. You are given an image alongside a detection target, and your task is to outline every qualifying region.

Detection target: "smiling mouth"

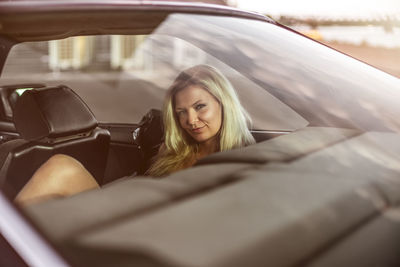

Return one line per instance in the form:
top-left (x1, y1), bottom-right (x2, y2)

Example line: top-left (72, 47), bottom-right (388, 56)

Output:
top-left (191, 125), bottom-right (205, 133)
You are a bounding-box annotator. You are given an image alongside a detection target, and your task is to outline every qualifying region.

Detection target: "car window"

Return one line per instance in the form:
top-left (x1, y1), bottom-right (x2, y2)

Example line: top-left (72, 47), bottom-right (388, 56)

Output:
top-left (2, 9), bottom-right (400, 266)
top-left (0, 34), bottom-right (307, 131)
top-left (1, 13), bottom-right (400, 133)
top-left (156, 14), bottom-right (400, 132)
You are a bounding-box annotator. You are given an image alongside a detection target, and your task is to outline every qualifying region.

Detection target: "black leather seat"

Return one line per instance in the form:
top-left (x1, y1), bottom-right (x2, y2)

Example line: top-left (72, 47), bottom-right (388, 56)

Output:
top-left (133, 109), bottom-right (164, 174)
top-left (0, 85), bottom-right (110, 198)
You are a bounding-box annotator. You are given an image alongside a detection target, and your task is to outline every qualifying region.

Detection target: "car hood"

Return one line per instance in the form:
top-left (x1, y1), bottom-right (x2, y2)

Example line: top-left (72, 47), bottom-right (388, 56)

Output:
top-left (24, 126), bottom-right (400, 267)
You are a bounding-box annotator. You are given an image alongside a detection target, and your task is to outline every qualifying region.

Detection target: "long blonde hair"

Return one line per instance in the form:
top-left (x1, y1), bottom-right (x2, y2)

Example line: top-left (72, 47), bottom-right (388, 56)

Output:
top-left (147, 65), bottom-right (255, 177)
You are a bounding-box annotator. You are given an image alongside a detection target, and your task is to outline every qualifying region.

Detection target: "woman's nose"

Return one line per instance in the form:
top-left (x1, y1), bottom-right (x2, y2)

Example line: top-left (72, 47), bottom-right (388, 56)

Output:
top-left (187, 110), bottom-right (198, 125)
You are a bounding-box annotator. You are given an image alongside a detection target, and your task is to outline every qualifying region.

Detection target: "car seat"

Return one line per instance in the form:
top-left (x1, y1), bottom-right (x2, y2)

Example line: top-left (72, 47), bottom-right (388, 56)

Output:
top-left (133, 109), bottom-right (164, 175)
top-left (0, 85), bottom-right (110, 198)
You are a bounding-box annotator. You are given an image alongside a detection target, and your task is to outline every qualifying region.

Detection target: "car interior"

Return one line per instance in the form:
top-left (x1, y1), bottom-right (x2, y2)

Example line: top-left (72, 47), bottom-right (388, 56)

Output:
top-left (0, 85), bottom-right (110, 198)
top-left (0, 30), bottom-right (309, 198)
top-left (0, 81), bottom-right (290, 199)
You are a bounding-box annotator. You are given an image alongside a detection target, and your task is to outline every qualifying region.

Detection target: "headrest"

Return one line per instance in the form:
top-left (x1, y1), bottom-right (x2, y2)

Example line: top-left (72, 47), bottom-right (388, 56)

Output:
top-left (13, 85), bottom-right (98, 141)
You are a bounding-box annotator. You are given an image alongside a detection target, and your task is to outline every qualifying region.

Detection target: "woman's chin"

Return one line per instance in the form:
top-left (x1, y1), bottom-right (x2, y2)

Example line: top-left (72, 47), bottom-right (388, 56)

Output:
top-left (191, 135), bottom-right (206, 143)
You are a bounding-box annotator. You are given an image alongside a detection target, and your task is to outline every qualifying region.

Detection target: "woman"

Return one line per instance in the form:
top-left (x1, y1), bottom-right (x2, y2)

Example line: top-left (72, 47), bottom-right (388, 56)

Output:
top-left (147, 64), bottom-right (255, 176)
top-left (15, 65), bottom-right (255, 204)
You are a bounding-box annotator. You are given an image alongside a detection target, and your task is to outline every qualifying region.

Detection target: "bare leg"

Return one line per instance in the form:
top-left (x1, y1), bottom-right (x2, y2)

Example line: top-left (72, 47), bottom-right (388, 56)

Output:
top-left (15, 154), bottom-right (100, 205)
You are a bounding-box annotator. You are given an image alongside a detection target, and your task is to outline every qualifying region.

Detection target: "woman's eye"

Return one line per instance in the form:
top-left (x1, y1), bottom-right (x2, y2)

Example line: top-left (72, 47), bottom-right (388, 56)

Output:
top-left (195, 104), bottom-right (206, 110)
top-left (177, 110), bottom-right (185, 116)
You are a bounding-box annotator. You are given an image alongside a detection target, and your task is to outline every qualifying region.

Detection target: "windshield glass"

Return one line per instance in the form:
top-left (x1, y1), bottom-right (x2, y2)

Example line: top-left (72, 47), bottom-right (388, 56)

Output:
top-left (2, 10), bottom-right (400, 266)
top-left (1, 13), bottom-right (400, 132)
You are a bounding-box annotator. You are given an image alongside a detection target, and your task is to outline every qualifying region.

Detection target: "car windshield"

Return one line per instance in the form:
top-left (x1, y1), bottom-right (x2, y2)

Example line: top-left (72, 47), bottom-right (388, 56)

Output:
top-left (1, 13), bottom-right (399, 133)
top-left (3, 8), bottom-right (400, 266)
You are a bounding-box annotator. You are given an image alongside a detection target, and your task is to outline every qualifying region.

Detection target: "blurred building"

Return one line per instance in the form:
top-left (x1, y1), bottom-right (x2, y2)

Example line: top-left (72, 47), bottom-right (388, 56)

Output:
top-left (47, 0), bottom-right (236, 72)
top-left (49, 37), bottom-right (95, 70)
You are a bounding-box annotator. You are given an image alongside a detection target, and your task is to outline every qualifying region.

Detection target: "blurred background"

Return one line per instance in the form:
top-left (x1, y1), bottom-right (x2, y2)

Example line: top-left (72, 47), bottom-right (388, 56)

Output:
top-left (199, 0), bottom-right (400, 78)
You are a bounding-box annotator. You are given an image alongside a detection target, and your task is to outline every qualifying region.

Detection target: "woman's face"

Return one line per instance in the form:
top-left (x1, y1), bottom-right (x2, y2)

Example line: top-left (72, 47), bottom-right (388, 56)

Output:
top-left (174, 85), bottom-right (222, 145)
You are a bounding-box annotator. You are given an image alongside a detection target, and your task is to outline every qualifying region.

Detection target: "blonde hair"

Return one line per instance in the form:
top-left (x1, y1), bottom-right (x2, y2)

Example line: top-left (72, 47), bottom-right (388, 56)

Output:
top-left (147, 64), bottom-right (255, 177)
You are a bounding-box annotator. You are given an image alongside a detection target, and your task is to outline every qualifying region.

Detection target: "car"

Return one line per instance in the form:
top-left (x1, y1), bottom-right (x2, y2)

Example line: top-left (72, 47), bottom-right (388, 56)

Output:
top-left (1, 1), bottom-right (400, 266)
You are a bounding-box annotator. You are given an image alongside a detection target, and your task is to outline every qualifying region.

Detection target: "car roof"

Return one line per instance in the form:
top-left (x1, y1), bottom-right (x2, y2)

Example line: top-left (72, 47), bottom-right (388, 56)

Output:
top-left (0, 0), bottom-right (275, 42)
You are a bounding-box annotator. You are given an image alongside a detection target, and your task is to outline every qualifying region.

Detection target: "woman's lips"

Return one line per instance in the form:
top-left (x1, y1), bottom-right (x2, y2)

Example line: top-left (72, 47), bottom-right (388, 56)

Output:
top-left (191, 125), bottom-right (205, 133)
